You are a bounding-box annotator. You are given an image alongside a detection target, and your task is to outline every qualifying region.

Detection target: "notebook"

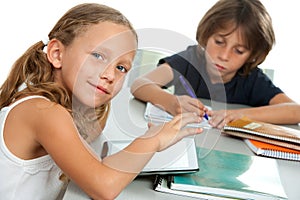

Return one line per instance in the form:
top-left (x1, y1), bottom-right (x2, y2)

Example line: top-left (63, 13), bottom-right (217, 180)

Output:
top-left (144, 102), bottom-right (212, 129)
top-left (153, 176), bottom-right (230, 200)
top-left (222, 117), bottom-right (300, 150)
top-left (154, 147), bottom-right (287, 200)
top-left (101, 137), bottom-right (199, 175)
top-left (244, 139), bottom-right (300, 161)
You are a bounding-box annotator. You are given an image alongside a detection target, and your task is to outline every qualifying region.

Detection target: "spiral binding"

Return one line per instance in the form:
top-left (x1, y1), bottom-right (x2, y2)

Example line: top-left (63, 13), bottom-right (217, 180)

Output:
top-left (262, 149), bottom-right (300, 161)
top-left (224, 126), bottom-right (300, 145)
top-left (153, 175), bottom-right (164, 190)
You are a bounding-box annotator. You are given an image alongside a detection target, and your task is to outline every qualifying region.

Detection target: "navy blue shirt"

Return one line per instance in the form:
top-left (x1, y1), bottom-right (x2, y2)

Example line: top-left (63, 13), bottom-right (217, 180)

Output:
top-left (158, 45), bottom-right (283, 106)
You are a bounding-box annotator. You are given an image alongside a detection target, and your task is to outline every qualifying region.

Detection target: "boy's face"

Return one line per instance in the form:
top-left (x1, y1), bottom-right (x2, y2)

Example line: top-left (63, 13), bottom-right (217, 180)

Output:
top-left (57, 22), bottom-right (137, 108)
top-left (205, 26), bottom-right (251, 83)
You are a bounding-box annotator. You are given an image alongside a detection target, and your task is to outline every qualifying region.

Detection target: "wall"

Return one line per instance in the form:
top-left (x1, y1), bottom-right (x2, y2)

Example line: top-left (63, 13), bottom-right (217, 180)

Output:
top-left (0, 0), bottom-right (299, 101)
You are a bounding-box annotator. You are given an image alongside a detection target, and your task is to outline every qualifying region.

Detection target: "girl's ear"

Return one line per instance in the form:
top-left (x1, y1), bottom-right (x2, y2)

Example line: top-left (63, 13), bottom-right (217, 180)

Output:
top-left (46, 39), bottom-right (64, 69)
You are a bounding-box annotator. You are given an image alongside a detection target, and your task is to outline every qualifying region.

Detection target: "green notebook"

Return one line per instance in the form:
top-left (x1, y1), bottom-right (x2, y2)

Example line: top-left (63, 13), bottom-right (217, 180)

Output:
top-left (154, 148), bottom-right (287, 200)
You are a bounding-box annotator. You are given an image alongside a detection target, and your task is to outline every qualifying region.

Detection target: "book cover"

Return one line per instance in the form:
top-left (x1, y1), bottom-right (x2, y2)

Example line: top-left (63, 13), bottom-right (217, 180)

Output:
top-left (244, 139), bottom-right (300, 161)
top-left (158, 147), bottom-right (287, 200)
top-left (222, 117), bottom-right (300, 150)
top-left (101, 137), bottom-right (199, 175)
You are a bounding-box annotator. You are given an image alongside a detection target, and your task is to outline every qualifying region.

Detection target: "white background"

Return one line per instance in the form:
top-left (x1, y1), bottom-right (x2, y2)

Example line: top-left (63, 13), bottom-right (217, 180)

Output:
top-left (0, 0), bottom-right (299, 102)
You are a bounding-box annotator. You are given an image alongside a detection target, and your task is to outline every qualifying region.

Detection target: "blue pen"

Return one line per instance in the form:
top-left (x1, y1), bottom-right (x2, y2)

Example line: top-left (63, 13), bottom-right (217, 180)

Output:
top-left (179, 75), bottom-right (209, 120)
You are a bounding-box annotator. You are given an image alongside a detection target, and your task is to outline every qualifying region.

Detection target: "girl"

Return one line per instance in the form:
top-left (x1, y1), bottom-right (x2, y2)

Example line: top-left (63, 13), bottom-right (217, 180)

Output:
top-left (0, 3), bottom-right (202, 200)
top-left (131, 0), bottom-right (300, 129)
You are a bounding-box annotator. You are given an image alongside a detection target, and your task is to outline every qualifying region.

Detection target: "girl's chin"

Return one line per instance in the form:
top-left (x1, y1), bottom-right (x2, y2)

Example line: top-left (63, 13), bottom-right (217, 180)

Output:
top-left (72, 98), bottom-right (108, 109)
top-left (94, 97), bottom-right (111, 107)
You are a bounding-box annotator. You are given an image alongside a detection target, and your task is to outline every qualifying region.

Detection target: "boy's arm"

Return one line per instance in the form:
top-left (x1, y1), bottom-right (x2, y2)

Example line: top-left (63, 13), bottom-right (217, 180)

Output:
top-left (131, 63), bottom-right (208, 117)
top-left (208, 93), bottom-right (300, 128)
top-left (130, 63), bottom-right (179, 114)
top-left (244, 92), bottom-right (300, 124)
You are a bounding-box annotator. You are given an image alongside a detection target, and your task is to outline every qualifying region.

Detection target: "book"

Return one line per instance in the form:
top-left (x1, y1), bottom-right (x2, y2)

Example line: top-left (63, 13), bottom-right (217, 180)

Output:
top-left (101, 137), bottom-right (199, 175)
top-left (154, 147), bottom-right (288, 200)
top-left (222, 117), bottom-right (300, 151)
top-left (144, 102), bottom-right (212, 129)
top-left (244, 139), bottom-right (300, 161)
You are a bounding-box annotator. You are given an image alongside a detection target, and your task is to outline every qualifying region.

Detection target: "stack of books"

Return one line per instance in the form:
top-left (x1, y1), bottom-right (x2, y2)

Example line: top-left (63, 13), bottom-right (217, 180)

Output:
top-left (222, 117), bottom-right (300, 161)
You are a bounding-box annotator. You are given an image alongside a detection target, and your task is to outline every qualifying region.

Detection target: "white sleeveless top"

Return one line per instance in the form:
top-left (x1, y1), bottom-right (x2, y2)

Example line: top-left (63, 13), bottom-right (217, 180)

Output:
top-left (0, 96), bottom-right (66, 200)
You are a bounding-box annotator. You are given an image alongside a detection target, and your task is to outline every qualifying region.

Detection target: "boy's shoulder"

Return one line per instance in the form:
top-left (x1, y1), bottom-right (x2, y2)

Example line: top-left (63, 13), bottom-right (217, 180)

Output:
top-left (236, 67), bottom-right (265, 79)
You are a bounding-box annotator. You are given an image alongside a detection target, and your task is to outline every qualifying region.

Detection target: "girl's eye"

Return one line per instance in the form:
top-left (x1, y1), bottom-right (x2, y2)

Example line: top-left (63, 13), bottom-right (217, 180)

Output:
top-left (116, 65), bottom-right (127, 73)
top-left (92, 52), bottom-right (104, 60)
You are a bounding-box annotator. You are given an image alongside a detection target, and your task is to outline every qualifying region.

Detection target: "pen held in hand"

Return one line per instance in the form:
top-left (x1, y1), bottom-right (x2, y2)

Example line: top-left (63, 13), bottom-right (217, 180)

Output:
top-left (179, 75), bottom-right (209, 120)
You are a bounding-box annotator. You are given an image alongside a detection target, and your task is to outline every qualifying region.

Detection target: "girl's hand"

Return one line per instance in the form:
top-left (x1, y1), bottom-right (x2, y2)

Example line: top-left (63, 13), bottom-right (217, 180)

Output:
top-left (207, 109), bottom-right (245, 129)
top-left (143, 112), bottom-right (203, 152)
top-left (168, 95), bottom-right (208, 118)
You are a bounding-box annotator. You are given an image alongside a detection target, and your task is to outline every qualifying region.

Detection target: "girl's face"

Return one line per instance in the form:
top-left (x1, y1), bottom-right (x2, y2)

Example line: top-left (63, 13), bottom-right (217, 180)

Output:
top-left (205, 26), bottom-right (251, 83)
top-left (55, 22), bottom-right (137, 108)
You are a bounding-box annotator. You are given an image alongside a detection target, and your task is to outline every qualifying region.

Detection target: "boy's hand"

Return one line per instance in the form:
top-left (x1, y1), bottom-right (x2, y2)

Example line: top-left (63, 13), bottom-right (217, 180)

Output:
top-left (207, 109), bottom-right (245, 129)
top-left (168, 95), bottom-right (208, 117)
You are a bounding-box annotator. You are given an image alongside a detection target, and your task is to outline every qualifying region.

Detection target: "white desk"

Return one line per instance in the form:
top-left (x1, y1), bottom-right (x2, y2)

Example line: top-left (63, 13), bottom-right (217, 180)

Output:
top-left (63, 88), bottom-right (300, 200)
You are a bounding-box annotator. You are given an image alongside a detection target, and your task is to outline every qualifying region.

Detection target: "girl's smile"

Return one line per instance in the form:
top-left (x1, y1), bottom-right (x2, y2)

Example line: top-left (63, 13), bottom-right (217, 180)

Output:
top-left (88, 81), bottom-right (110, 95)
top-left (96, 85), bottom-right (110, 95)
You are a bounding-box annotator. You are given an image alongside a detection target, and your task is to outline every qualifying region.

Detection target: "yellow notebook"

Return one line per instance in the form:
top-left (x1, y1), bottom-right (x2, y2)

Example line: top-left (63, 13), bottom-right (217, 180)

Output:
top-left (222, 117), bottom-right (300, 151)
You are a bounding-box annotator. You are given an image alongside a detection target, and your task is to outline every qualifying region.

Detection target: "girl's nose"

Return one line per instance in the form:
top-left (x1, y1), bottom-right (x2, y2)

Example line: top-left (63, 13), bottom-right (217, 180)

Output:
top-left (100, 65), bottom-right (115, 82)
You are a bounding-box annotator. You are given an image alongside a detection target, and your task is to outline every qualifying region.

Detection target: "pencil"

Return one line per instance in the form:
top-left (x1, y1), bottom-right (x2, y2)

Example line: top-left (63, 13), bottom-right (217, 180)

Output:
top-left (179, 75), bottom-right (209, 120)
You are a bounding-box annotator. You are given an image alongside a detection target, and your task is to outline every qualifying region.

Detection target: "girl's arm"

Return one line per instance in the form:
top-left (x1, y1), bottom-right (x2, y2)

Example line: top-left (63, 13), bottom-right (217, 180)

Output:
top-left (131, 63), bottom-right (207, 117)
top-left (34, 99), bottom-right (202, 200)
top-left (208, 93), bottom-right (300, 128)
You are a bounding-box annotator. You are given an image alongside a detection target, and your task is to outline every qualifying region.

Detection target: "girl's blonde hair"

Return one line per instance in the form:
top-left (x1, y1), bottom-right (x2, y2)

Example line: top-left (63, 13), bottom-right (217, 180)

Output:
top-left (196, 0), bottom-right (275, 75)
top-left (0, 3), bottom-right (137, 138)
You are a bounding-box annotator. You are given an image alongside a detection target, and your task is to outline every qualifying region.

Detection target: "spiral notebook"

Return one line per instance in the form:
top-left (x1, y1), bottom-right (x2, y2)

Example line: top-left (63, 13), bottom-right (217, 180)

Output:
top-left (222, 117), bottom-right (300, 151)
top-left (154, 147), bottom-right (287, 200)
top-left (144, 102), bottom-right (212, 129)
top-left (153, 176), bottom-right (228, 200)
top-left (244, 139), bottom-right (300, 161)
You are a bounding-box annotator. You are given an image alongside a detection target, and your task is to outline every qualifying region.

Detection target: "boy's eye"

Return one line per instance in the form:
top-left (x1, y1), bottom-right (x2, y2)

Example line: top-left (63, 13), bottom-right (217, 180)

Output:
top-left (234, 48), bottom-right (246, 55)
top-left (215, 39), bottom-right (224, 45)
top-left (116, 65), bottom-right (127, 73)
top-left (92, 52), bottom-right (104, 60)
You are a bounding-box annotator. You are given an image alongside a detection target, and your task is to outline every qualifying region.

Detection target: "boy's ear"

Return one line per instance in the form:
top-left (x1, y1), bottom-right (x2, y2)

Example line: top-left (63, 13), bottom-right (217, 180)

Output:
top-left (46, 39), bottom-right (64, 69)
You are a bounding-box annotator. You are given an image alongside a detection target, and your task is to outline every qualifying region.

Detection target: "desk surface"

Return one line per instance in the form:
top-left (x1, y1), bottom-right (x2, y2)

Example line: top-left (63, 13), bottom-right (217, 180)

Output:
top-left (63, 88), bottom-right (300, 200)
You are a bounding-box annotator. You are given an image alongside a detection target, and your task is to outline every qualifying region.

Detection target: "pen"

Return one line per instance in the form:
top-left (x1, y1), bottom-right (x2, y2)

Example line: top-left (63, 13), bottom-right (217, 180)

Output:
top-left (179, 75), bottom-right (209, 120)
